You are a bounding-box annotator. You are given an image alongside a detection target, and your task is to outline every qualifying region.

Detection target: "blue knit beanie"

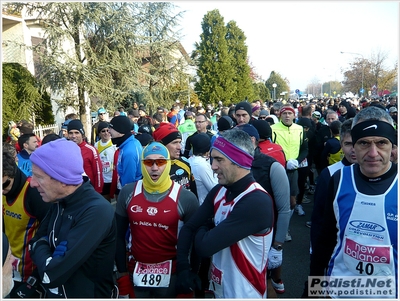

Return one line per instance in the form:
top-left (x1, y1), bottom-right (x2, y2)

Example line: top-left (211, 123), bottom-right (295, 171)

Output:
top-left (237, 123), bottom-right (260, 141)
top-left (142, 142), bottom-right (169, 159)
top-left (30, 139), bottom-right (84, 185)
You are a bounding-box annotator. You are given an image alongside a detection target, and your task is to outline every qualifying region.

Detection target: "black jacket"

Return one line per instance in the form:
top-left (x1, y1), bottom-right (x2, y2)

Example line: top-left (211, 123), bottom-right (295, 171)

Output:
top-left (29, 180), bottom-right (116, 298)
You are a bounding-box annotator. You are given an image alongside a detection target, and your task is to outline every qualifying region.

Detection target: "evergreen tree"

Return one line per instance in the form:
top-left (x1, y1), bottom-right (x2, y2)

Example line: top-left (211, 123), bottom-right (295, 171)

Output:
top-left (226, 21), bottom-right (254, 103)
top-left (2, 63), bottom-right (54, 141)
top-left (195, 9), bottom-right (235, 105)
top-left (134, 2), bottom-right (189, 110)
top-left (265, 71), bottom-right (290, 100)
top-left (5, 2), bottom-right (188, 133)
top-left (253, 82), bottom-right (271, 102)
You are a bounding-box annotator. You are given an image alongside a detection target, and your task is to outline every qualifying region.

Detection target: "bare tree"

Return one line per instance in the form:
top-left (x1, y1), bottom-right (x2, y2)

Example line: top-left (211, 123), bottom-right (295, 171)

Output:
top-left (342, 50), bottom-right (397, 96)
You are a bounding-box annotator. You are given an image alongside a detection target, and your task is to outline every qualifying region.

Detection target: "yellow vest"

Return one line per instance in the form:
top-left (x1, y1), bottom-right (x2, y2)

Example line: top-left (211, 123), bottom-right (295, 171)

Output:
top-left (3, 179), bottom-right (39, 282)
top-left (271, 121), bottom-right (304, 160)
top-left (328, 136), bottom-right (343, 165)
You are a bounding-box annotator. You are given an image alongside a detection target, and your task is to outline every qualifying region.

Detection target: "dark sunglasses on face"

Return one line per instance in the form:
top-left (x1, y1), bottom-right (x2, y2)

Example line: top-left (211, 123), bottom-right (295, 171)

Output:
top-left (101, 129), bottom-right (109, 133)
top-left (259, 116), bottom-right (267, 119)
top-left (3, 178), bottom-right (11, 189)
top-left (142, 159), bottom-right (169, 167)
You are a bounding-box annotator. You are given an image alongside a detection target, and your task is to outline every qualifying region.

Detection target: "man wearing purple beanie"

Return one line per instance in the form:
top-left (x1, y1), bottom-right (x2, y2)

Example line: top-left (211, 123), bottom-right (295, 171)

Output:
top-left (28, 139), bottom-right (117, 298)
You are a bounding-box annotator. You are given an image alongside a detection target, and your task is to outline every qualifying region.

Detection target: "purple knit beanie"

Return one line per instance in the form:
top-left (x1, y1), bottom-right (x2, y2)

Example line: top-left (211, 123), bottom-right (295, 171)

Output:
top-left (30, 139), bottom-right (84, 185)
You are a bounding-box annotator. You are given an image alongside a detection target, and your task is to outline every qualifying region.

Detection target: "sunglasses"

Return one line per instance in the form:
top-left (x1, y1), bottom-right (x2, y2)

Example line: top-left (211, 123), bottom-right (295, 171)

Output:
top-left (259, 116), bottom-right (267, 120)
top-left (3, 178), bottom-right (11, 190)
top-left (142, 159), bottom-right (169, 167)
top-left (101, 129), bottom-right (109, 133)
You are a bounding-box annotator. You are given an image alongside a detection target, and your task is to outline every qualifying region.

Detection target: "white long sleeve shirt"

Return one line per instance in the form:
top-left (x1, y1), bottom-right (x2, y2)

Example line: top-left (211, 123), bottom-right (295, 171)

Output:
top-left (188, 155), bottom-right (218, 205)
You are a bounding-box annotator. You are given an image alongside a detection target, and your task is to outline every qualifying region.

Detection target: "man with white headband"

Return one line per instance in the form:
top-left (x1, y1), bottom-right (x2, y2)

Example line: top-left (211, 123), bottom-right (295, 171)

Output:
top-left (310, 106), bottom-right (398, 298)
top-left (177, 129), bottom-right (274, 298)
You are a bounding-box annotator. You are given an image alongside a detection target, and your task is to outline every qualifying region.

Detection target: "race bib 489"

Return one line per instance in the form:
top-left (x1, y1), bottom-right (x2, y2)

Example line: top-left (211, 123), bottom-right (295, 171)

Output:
top-left (133, 260), bottom-right (172, 287)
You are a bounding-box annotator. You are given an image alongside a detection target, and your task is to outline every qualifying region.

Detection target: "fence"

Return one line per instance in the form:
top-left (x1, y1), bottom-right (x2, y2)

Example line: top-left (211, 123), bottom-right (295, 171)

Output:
top-left (33, 124), bottom-right (60, 140)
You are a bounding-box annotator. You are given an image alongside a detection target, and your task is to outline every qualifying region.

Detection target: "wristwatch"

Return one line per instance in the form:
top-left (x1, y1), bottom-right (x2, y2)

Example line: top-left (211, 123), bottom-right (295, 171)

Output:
top-left (272, 244), bottom-right (283, 251)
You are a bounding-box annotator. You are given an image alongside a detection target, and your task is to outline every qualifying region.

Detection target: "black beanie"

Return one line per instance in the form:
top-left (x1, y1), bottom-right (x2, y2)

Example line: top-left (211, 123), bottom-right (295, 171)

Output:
top-left (235, 101), bottom-right (252, 117)
top-left (67, 119), bottom-right (85, 135)
top-left (297, 118), bottom-right (313, 129)
top-left (98, 121), bottom-right (109, 133)
top-left (109, 116), bottom-right (132, 135)
top-left (217, 116), bottom-right (234, 131)
top-left (339, 100), bottom-right (350, 110)
top-left (3, 233), bottom-right (9, 266)
top-left (191, 133), bottom-right (211, 155)
top-left (135, 133), bottom-right (154, 147)
top-left (138, 124), bottom-right (152, 135)
top-left (252, 119), bottom-right (272, 140)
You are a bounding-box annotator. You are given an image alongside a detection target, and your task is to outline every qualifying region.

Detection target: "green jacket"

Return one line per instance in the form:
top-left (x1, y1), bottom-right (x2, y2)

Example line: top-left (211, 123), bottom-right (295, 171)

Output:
top-left (271, 121), bottom-right (308, 163)
top-left (178, 119), bottom-right (196, 155)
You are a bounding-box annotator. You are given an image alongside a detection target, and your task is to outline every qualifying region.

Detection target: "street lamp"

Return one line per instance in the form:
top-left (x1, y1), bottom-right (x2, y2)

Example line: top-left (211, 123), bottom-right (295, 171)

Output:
top-left (272, 83), bottom-right (277, 100)
top-left (340, 51), bottom-right (365, 96)
top-left (187, 77), bottom-right (190, 107)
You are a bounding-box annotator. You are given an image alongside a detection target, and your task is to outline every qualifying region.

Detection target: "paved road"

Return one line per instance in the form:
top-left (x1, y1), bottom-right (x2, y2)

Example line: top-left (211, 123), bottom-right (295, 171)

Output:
top-left (279, 195), bottom-right (314, 299)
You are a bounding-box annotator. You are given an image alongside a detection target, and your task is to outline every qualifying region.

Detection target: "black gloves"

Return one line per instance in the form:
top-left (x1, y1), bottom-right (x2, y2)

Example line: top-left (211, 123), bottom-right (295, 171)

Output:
top-left (176, 269), bottom-right (202, 294)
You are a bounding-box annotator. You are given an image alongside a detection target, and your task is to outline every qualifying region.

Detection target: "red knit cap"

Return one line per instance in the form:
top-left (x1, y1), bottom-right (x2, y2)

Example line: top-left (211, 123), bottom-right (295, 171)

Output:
top-left (152, 122), bottom-right (182, 145)
top-left (280, 106), bottom-right (295, 115)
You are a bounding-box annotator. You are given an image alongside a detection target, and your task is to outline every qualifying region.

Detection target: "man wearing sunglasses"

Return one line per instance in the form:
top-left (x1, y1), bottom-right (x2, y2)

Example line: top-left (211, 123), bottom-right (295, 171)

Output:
top-left (114, 142), bottom-right (199, 298)
top-left (2, 150), bottom-right (51, 298)
top-left (177, 129), bottom-right (274, 298)
top-left (91, 107), bottom-right (108, 145)
top-left (258, 109), bottom-right (270, 121)
top-left (94, 121), bottom-right (117, 202)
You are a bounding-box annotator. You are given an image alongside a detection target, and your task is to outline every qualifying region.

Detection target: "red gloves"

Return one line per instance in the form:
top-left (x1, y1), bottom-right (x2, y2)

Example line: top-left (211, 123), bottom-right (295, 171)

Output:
top-left (117, 275), bottom-right (135, 298)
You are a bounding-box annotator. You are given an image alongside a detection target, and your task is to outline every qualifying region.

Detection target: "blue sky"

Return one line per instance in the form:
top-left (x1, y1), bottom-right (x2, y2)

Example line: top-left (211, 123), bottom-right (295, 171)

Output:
top-left (174, 1), bottom-right (399, 91)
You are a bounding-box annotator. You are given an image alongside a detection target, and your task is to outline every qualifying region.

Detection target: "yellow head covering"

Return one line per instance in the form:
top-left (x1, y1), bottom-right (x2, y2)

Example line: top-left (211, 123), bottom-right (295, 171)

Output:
top-left (141, 142), bottom-right (172, 194)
